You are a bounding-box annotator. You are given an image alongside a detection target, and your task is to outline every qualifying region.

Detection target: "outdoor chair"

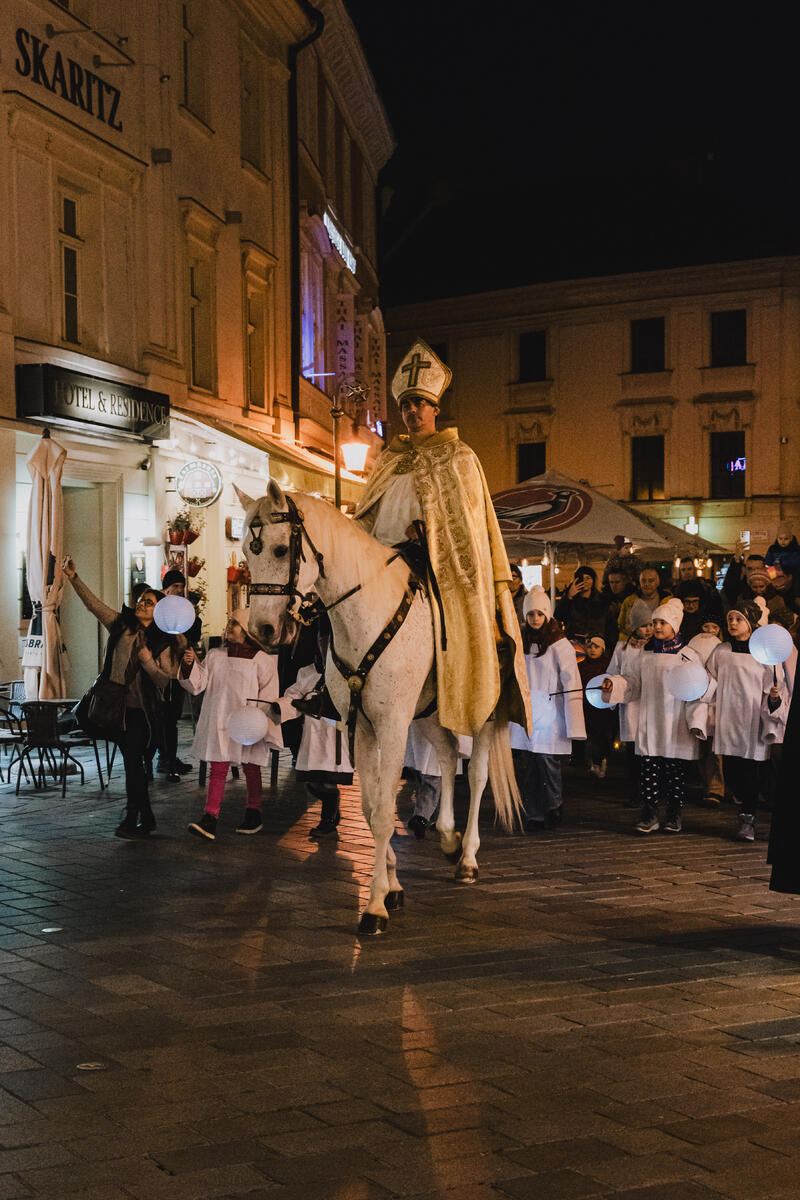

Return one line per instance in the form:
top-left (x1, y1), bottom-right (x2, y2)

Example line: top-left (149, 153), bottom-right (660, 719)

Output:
top-left (0, 701), bottom-right (27, 785)
top-left (18, 702), bottom-right (105, 797)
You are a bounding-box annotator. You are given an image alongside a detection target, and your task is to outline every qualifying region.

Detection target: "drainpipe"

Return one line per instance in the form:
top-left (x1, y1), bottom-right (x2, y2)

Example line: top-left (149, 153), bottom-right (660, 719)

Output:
top-left (288, 0), bottom-right (324, 444)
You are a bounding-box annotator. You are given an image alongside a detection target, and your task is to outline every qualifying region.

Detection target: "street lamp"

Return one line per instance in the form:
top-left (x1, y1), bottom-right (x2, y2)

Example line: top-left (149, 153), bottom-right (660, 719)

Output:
top-left (331, 381), bottom-right (369, 509)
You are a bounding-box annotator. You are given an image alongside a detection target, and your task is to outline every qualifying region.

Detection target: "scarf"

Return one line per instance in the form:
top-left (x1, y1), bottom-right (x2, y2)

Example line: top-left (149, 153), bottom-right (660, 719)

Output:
top-left (645, 634), bottom-right (684, 655)
top-left (226, 641), bottom-right (260, 660)
top-left (523, 617), bottom-right (565, 656)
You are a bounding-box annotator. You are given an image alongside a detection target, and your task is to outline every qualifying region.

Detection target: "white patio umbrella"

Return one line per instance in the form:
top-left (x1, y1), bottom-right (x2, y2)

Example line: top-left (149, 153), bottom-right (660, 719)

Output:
top-left (23, 431), bottom-right (68, 699)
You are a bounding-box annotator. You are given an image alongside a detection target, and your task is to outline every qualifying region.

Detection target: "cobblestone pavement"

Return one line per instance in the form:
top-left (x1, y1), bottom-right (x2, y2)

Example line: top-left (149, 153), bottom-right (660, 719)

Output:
top-left (0, 731), bottom-right (798, 1200)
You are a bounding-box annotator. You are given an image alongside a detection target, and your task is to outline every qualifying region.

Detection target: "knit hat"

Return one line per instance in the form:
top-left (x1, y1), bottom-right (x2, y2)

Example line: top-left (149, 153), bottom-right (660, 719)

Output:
top-left (652, 596), bottom-right (684, 634)
top-left (587, 635), bottom-right (606, 651)
top-left (628, 597), bottom-right (653, 634)
top-left (777, 521), bottom-right (793, 539)
top-left (523, 585), bottom-right (552, 621)
top-left (162, 569), bottom-right (186, 590)
top-left (228, 607), bottom-right (261, 647)
top-left (728, 596), bottom-right (768, 632)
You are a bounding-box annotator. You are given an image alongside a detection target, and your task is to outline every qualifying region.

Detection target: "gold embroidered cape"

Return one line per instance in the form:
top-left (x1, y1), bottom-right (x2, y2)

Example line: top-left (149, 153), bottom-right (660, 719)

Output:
top-left (356, 428), bottom-right (532, 736)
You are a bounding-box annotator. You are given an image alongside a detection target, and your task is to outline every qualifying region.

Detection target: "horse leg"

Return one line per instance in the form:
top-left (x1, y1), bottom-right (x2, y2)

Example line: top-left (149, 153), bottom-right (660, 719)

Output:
top-left (457, 722), bottom-right (493, 884)
top-left (414, 718), bottom-right (460, 860)
top-left (355, 722), bottom-right (405, 935)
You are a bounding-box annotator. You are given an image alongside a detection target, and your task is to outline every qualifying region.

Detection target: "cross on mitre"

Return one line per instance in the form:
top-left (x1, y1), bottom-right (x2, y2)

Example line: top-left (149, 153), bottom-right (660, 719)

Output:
top-left (391, 339), bottom-right (453, 408)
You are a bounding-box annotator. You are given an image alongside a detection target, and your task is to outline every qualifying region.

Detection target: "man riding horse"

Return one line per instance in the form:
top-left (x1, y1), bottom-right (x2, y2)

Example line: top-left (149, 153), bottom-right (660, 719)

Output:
top-left (355, 340), bottom-right (531, 739)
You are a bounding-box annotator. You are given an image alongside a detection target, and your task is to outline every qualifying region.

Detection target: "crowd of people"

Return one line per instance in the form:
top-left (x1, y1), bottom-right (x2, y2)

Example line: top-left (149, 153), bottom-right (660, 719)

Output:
top-left (507, 524), bottom-right (798, 841)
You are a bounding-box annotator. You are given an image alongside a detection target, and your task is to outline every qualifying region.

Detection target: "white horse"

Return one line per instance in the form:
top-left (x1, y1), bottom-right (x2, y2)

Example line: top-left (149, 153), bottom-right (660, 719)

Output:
top-left (237, 481), bottom-right (522, 935)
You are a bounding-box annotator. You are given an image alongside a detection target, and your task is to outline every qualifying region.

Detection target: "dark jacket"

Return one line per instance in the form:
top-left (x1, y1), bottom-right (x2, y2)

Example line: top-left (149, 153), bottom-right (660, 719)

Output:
top-left (765, 536), bottom-right (800, 575)
top-left (554, 589), bottom-right (609, 642)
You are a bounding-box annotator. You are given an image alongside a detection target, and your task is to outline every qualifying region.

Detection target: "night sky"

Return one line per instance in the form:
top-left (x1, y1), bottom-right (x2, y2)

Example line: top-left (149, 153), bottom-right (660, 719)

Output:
top-left (344, 1), bottom-right (799, 306)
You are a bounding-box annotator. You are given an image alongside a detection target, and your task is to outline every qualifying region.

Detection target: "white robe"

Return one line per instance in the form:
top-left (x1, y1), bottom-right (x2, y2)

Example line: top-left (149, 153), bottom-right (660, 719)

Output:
top-left (404, 717), bottom-right (472, 777)
top-left (686, 642), bottom-right (789, 761)
top-left (510, 638), bottom-right (585, 755)
top-left (607, 645), bottom-right (700, 761)
top-left (180, 649), bottom-right (282, 765)
top-left (607, 639), bottom-right (641, 744)
top-left (274, 664), bottom-right (352, 775)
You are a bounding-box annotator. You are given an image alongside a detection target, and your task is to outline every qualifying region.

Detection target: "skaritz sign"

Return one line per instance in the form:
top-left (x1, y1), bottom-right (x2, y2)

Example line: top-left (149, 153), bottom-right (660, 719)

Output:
top-left (14, 27), bottom-right (123, 132)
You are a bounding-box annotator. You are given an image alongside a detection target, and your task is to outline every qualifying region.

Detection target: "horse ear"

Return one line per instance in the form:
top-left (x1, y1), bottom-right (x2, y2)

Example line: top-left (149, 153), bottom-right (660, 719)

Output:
top-left (233, 484), bottom-right (256, 511)
top-left (266, 477), bottom-right (285, 507)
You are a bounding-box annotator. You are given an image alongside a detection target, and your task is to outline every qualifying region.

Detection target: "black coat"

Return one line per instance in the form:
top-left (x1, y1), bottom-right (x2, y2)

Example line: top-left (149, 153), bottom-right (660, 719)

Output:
top-left (768, 681), bottom-right (800, 893)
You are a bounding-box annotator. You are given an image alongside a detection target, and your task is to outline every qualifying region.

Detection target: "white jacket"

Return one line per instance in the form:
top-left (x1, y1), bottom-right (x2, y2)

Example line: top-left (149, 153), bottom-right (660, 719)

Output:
top-left (274, 663), bottom-right (352, 775)
top-left (510, 637), bottom-right (585, 754)
top-left (607, 639), bottom-right (641, 743)
top-left (686, 642), bottom-right (788, 761)
top-left (607, 644), bottom-right (700, 761)
top-left (180, 649), bottom-right (282, 765)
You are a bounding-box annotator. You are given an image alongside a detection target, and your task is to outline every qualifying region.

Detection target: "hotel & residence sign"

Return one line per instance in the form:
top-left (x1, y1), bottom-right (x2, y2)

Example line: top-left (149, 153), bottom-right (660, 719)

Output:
top-left (17, 364), bottom-right (170, 440)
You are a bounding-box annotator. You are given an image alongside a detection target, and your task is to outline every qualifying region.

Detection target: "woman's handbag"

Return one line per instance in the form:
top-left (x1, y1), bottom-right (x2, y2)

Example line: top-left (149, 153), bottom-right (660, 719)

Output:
top-left (75, 635), bottom-right (140, 741)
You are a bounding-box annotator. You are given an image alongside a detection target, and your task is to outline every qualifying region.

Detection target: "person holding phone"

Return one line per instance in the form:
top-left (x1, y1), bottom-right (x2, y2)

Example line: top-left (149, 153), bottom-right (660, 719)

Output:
top-left (554, 565), bottom-right (607, 642)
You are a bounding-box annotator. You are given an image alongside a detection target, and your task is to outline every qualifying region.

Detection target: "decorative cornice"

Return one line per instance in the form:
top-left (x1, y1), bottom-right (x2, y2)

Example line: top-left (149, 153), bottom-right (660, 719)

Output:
top-left (693, 390), bottom-right (756, 405)
top-left (309, 0), bottom-right (395, 173)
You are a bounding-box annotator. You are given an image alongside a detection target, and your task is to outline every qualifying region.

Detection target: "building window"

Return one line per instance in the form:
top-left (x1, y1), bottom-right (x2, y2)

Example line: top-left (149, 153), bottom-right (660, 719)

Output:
top-left (240, 47), bottom-right (262, 170)
top-left (518, 330), bottom-right (547, 382)
top-left (517, 441), bottom-right (546, 482)
top-left (630, 317), bottom-right (665, 373)
top-left (710, 430), bottom-right (746, 499)
top-left (245, 290), bottom-right (266, 408)
top-left (710, 309), bottom-right (747, 367)
top-left (59, 194), bottom-right (81, 345)
top-left (181, 2), bottom-right (206, 119)
top-left (301, 250), bottom-right (324, 384)
top-left (631, 434), bottom-right (664, 501)
top-left (189, 259), bottom-right (214, 391)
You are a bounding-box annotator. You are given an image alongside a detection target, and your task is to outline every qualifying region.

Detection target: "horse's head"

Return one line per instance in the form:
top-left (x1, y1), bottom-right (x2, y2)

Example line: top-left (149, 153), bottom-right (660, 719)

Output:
top-left (236, 480), bottom-right (322, 648)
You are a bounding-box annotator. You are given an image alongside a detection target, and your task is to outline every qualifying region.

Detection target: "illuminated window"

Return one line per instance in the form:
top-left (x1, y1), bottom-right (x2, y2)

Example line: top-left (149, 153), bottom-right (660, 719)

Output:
top-left (517, 441), bottom-right (546, 482)
top-left (518, 330), bottom-right (547, 382)
top-left (59, 194), bottom-right (81, 344)
top-left (631, 435), bottom-right (664, 501)
top-left (301, 250), bottom-right (325, 385)
top-left (710, 309), bottom-right (747, 367)
top-left (630, 317), bottom-right (665, 373)
top-left (710, 430), bottom-right (745, 499)
top-left (189, 259), bottom-right (214, 391)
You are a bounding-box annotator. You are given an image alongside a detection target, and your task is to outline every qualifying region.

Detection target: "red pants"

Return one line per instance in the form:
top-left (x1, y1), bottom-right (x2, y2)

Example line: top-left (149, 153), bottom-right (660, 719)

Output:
top-left (205, 761), bottom-right (262, 818)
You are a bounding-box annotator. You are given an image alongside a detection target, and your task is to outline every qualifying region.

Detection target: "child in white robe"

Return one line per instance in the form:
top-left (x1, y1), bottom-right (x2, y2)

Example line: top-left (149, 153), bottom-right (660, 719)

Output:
top-left (180, 610), bottom-right (282, 840)
top-left (608, 598), bottom-right (653, 805)
top-left (688, 598), bottom-right (787, 842)
top-left (511, 587), bottom-right (585, 830)
top-left (602, 597), bottom-right (700, 834)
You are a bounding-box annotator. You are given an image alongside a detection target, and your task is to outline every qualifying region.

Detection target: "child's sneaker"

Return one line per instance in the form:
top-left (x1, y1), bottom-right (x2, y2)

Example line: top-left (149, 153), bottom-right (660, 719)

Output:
top-left (188, 813), bottom-right (217, 840)
top-left (662, 814), bottom-right (682, 833)
top-left (235, 808), bottom-right (263, 835)
top-left (636, 812), bottom-right (660, 834)
top-left (737, 813), bottom-right (756, 842)
top-left (596, 758), bottom-right (608, 780)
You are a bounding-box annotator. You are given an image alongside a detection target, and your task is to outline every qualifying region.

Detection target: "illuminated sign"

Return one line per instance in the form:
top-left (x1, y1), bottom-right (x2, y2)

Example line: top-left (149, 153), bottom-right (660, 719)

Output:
top-left (727, 456), bottom-right (746, 472)
top-left (323, 210), bottom-right (357, 274)
top-left (176, 460), bottom-right (223, 507)
top-left (16, 363), bottom-right (169, 438)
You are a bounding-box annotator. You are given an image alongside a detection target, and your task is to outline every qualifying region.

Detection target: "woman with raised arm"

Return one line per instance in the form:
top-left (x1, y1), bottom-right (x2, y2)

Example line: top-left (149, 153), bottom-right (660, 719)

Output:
top-left (61, 555), bottom-right (180, 838)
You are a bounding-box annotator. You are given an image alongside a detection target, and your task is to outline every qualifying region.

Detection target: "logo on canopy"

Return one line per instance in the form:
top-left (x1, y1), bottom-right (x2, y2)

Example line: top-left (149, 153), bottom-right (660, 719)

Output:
top-left (493, 483), bottom-right (593, 534)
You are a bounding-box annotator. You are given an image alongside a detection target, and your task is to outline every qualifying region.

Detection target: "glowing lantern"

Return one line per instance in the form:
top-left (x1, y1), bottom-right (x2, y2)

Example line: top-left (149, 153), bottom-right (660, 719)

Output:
top-left (227, 706), bottom-right (269, 746)
top-left (666, 660), bottom-right (709, 702)
top-left (586, 674), bottom-right (614, 709)
top-left (750, 624), bottom-right (794, 667)
top-left (153, 595), bottom-right (196, 635)
top-left (342, 442), bottom-right (369, 473)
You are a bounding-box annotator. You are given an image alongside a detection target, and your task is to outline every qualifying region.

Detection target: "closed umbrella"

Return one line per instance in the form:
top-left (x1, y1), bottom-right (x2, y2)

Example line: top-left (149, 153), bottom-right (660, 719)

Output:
top-left (23, 431), bottom-right (68, 699)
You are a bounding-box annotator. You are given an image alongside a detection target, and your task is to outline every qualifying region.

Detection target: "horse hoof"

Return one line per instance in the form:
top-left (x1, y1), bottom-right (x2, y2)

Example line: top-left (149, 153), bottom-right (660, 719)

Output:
top-left (385, 890), bottom-right (405, 911)
top-left (358, 912), bottom-right (389, 935)
top-left (455, 863), bottom-right (479, 884)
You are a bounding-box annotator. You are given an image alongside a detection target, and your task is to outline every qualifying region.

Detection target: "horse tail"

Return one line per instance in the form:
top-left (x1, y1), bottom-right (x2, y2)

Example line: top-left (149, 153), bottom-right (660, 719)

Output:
top-left (487, 720), bottom-right (524, 832)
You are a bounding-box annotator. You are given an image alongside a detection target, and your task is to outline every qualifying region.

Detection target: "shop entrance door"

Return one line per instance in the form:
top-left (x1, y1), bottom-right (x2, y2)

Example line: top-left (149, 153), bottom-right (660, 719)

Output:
top-left (61, 485), bottom-right (105, 699)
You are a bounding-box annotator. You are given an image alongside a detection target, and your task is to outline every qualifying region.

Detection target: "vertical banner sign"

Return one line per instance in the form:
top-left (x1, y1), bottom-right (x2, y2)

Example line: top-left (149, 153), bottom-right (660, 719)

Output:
top-left (354, 314), bottom-right (369, 399)
top-left (335, 293), bottom-right (354, 397)
top-left (369, 328), bottom-right (386, 423)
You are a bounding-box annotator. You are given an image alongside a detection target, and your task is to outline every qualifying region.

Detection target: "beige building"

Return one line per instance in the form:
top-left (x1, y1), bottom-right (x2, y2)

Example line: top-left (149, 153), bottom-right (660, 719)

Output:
top-left (0, 0), bottom-right (392, 692)
top-left (386, 258), bottom-right (800, 565)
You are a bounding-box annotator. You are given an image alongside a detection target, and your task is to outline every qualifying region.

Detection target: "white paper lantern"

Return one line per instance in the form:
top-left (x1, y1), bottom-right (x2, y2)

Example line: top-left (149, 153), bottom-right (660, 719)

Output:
top-left (227, 706), bottom-right (268, 746)
top-left (530, 690), bottom-right (557, 731)
top-left (666, 660), bottom-right (709, 702)
top-left (153, 595), bottom-right (196, 635)
top-left (749, 623), bottom-right (794, 667)
top-left (586, 673), bottom-right (614, 709)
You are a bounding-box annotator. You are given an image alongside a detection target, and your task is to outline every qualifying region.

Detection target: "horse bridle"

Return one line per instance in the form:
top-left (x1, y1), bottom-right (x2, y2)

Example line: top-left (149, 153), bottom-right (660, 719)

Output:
top-left (246, 494), bottom-right (326, 618)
